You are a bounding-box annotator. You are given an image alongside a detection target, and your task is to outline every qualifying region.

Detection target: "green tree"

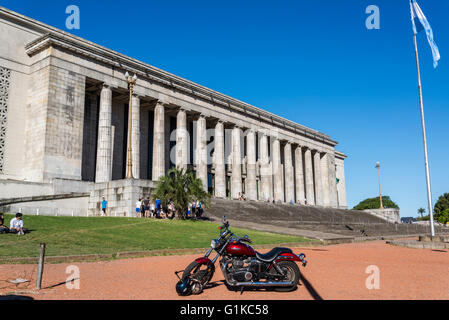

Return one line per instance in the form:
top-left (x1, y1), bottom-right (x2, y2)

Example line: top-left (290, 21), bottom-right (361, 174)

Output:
top-left (151, 167), bottom-right (211, 220)
top-left (433, 193), bottom-right (449, 224)
top-left (353, 196), bottom-right (399, 211)
top-left (417, 207), bottom-right (425, 218)
top-left (436, 209), bottom-right (449, 225)
top-left (434, 193), bottom-right (449, 215)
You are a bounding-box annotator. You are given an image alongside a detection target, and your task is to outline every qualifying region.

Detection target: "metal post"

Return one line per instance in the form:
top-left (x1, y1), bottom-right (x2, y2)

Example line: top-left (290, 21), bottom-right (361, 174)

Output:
top-left (36, 243), bottom-right (46, 290)
top-left (375, 162), bottom-right (383, 209)
top-left (413, 33), bottom-right (435, 237)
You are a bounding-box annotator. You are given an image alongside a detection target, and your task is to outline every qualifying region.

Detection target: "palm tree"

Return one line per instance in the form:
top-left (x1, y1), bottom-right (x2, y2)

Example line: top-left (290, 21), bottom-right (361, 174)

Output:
top-left (417, 207), bottom-right (425, 218)
top-left (151, 167), bottom-right (211, 219)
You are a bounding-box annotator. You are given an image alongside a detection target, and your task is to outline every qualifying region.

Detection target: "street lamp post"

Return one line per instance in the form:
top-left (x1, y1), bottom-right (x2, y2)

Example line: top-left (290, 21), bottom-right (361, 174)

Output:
top-left (375, 161), bottom-right (383, 209)
top-left (125, 71), bottom-right (137, 179)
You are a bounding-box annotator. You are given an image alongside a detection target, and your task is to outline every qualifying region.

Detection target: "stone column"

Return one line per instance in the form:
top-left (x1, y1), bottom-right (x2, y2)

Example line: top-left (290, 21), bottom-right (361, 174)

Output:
top-left (313, 150), bottom-right (324, 206)
top-left (328, 153), bottom-right (338, 207)
top-left (294, 145), bottom-right (305, 204)
top-left (95, 84), bottom-right (112, 183)
top-left (284, 142), bottom-right (295, 203)
top-left (245, 130), bottom-right (257, 200)
top-left (321, 153), bottom-right (330, 206)
top-left (213, 121), bottom-right (226, 198)
top-left (176, 109), bottom-right (189, 169)
top-left (231, 126), bottom-right (242, 199)
top-left (272, 139), bottom-right (284, 202)
top-left (152, 101), bottom-right (165, 181)
top-left (336, 156), bottom-right (347, 208)
top-left (259, 132), bottom-right (272, 202)
top-left (131, 94), bottom-right (140, 179)
top-left (195, 115), bottom-right (208, 192)
top-left (304, 148), bottom-right (315, 205)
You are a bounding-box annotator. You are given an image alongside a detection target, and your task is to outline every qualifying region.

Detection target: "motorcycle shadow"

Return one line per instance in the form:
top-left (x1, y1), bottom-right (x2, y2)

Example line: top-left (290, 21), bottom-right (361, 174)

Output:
top-left (201, 280), bottom-right (225, 292)
top-left (222, 282), bottom-right (300, 293)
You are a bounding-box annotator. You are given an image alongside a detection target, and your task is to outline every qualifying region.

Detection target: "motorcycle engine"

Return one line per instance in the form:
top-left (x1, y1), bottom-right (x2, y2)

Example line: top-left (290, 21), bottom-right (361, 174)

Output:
top-left (227, 257), bottom-right (254, 283)
top-left (248, 258), bottom-right (268, 275)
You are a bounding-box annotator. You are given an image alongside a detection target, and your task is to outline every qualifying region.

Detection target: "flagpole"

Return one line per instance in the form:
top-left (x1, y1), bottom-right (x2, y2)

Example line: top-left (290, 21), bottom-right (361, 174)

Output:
top-left (412, 32), bottom-right (435, 237)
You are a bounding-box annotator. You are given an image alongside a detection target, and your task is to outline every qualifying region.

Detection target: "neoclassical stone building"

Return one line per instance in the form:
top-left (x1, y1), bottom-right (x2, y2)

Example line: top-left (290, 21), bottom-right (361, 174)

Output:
top-left (0, 7), bottom-right (347, 216)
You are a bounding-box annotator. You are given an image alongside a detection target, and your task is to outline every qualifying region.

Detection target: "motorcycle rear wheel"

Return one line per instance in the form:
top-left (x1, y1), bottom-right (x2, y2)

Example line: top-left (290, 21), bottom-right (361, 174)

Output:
top-left (269, 260), bottom-right (300, 292)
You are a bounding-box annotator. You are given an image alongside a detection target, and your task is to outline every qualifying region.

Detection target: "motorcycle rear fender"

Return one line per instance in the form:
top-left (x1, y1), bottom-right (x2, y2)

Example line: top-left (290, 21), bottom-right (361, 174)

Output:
top-left (268, 253), bottom-right (301, 270)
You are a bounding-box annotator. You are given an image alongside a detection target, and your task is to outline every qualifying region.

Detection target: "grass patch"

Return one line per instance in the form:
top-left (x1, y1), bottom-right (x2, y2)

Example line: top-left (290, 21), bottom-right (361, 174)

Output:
top-left (0, 214), bottom-right (314, 261)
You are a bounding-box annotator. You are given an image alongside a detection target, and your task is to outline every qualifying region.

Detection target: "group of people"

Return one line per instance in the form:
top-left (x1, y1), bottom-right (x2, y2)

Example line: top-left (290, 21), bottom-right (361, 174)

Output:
top-left (187, 200), bottom-right (204, 219)
top-left (135, 197), bottom-right (175, 219)
top-left (0, 212), bottom-right (28, 235)
top-left (100, 196), bottom-right (204, 219)
top-left (135, 198), bottom-right (205, 219)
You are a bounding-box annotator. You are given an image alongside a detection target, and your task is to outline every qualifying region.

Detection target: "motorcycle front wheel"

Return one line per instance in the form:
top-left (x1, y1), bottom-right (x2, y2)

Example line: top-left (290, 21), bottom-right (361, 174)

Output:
top-left (182, 261), bottom-right (215, 294)
top-left (269, 260), bottom-right (300, 292)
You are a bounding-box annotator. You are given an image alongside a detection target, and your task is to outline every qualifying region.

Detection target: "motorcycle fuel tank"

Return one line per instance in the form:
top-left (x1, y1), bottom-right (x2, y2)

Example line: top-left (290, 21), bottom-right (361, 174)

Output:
top-left (225, 242), bottom-right (256, 257)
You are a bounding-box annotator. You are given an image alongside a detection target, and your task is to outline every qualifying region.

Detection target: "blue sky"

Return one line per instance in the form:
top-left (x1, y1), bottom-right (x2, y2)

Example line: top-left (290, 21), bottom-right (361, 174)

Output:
top-left (2, 0), bottom-right (448, 217)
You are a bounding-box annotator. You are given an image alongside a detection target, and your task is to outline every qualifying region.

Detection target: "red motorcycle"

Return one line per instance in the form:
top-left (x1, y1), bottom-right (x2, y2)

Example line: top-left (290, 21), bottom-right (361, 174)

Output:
top-left (175, 216), bottom-right (307, 295)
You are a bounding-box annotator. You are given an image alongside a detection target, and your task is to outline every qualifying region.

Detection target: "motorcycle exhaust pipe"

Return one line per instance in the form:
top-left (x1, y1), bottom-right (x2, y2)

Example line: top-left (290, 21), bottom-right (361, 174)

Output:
top-left (233, 281), bottom-right (294, 287)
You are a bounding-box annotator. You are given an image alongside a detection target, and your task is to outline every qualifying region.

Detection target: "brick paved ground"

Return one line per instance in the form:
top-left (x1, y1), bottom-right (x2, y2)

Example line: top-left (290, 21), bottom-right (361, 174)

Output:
top-left (0, 240), bottom-right (447, 300)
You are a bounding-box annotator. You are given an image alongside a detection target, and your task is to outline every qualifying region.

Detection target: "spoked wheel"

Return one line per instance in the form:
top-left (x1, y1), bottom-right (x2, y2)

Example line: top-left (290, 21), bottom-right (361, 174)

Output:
top-left (182, 261), bottom-right (215, 294)
top-left (269, 260), bottom-right (300, 292)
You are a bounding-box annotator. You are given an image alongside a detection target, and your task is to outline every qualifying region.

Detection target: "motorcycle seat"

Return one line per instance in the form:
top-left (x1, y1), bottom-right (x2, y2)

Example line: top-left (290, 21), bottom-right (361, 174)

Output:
top-left (255, 247), bottom-right (293, 262)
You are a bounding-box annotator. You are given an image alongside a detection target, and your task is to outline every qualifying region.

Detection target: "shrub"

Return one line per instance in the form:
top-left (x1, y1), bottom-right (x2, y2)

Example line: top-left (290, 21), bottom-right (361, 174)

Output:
top-left (353, 196), bottom-right (399, 211)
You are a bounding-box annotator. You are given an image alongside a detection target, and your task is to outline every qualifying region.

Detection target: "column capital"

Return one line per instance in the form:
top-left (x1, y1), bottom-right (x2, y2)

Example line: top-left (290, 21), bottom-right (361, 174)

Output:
top-left (245, 128), bottom-right (256, 135)
top-left (101, 83), bottom-right (112, 90)
top-left (155, 100), bottom-right (170, 107)
top-left (209, 118), bottom-right (227, 127)
top-left (176, 107), bottom-right (188, 114)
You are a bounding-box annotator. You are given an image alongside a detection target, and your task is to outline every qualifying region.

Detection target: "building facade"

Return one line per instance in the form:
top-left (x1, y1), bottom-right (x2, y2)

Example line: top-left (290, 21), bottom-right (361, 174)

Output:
top-left (0, 7), bottom-right (347, 216)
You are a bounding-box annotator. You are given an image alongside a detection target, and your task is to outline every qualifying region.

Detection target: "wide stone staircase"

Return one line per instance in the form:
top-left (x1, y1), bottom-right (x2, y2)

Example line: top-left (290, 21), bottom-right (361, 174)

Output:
top-left (205, 199), bottom-right (449, 242)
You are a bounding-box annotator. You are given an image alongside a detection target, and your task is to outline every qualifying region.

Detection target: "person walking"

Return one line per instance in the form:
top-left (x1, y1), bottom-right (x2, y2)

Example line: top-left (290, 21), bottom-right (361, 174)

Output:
top-left (143, 196), bottom-right (150, 218)
top-left (136, 198), bottom-right (142, 217)
top-left (155, 198), bottom-right (161, 219)
top-left (150, 201), bottom-right (155, 218)
top-left (101, 196), bottom-right (108, 216)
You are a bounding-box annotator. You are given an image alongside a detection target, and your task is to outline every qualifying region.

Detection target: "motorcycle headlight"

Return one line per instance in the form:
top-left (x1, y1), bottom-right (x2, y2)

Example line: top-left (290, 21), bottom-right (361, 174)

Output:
top-left (211, 239), bottom-right (219, 249)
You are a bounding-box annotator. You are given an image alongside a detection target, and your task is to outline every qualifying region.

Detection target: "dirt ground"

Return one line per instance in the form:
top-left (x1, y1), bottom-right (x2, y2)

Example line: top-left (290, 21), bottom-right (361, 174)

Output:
top-left (1, 240), bottom-right (448, 300)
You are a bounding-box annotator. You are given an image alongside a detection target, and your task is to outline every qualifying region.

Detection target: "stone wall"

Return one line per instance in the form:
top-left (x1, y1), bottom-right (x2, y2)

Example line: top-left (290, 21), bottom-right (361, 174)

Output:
top-left (335, 155), bottom-right (347, 208)
top-left (44, 65), bottom-right (86, 181)
top-left (364, 208), bottom-right (400, 224)
top-left (24, 64), bottom-right (50, 182)
top-left (88, 179), bottom-right (156, 217)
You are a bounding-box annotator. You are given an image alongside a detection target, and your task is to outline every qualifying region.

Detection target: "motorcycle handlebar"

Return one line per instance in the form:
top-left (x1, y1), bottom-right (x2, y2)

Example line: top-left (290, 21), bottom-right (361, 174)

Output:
top-left (219, 220), bottom-right (252, 244)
